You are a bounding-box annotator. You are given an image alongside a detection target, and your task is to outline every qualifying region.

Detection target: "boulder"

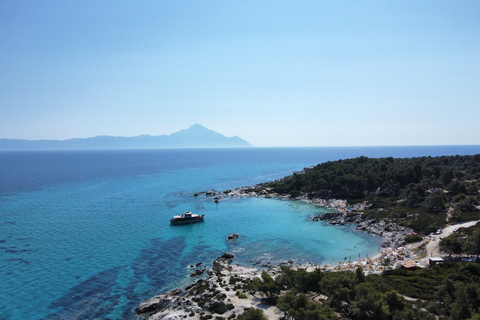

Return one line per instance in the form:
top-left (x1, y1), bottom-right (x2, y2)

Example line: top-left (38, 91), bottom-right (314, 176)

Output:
top-left (135, 295), bottom-right (162, 315)
top-left (212, 253), bottom-right (234, 273)
top-left (190, 268), bottom-right (206, 277)
top-left (171, 288), bottom-right (182, 295)
top-left (227, 233), bottom-right (239, 241)
top-left (157, 297), bottom-right (173, 312)
top-left (135, 295), bottom-right (173, 316)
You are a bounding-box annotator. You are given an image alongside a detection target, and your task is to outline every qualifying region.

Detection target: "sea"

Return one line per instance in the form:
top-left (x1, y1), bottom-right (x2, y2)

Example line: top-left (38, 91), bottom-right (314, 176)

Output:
top-left (1, 146), bottom-right (480, 320)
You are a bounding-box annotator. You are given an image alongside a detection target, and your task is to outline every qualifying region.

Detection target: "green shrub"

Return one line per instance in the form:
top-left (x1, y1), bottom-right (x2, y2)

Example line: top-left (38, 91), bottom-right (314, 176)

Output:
top-left (406, 234), bottom-right (423, 243)
top-left (208, 301), bottom-right (228, 314)
top-left (238, 308), bottom-right (267, 320)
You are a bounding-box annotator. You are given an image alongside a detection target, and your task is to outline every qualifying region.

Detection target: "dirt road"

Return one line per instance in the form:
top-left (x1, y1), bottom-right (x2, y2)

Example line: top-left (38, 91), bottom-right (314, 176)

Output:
top-left (425, 220), bottom-right (480, 257)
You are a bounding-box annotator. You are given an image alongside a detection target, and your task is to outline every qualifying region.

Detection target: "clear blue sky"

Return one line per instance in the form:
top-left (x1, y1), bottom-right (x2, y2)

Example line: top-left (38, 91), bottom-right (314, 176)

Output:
top-left (1, 1), bottom-right (479, 147)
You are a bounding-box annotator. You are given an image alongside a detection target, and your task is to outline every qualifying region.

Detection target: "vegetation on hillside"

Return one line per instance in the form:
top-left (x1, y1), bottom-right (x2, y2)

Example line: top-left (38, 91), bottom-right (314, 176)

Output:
top-left (238, 154), bottom-right (480, 319)
top-left (440, 224), bottom-right (480, 257)
top-left (259, 154), bottom-right (480, 234)
top-left (248, 263), bottom-right (480, 320)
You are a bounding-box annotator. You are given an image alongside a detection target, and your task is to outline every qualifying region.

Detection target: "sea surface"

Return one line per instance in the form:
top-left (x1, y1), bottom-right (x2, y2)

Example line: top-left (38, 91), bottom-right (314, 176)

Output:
top-left (1, 146), bottom-right (480, 319)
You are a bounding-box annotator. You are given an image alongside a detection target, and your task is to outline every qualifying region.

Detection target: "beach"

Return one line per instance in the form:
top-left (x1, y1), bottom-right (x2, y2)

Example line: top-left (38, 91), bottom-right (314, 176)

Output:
top-left (205, 187), bottom-right (480, 275)
top-left (135, 218), bottom-right (480, 319)
top-left (3, 147), bottom-right (480, 319)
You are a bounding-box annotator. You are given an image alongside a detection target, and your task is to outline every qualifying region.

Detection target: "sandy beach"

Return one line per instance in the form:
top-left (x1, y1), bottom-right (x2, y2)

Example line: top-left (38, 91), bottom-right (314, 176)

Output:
top-left (302, 219), bottom-right (480, 274)
top-left (136, 219), bottom-right (480, 319)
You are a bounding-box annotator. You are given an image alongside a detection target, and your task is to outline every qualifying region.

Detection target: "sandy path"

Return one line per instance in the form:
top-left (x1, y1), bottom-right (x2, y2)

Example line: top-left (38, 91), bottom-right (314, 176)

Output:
top-left (425, 220), bottom-right (480, 257)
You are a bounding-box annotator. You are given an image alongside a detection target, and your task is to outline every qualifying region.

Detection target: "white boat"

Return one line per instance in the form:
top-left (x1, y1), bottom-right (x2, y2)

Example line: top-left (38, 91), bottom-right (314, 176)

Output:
top-left (170, 211), bottom-right (205, 225)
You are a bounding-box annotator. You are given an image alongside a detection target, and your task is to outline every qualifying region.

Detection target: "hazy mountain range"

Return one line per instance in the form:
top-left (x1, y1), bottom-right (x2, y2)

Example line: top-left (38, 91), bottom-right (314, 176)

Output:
top-left (0, 124), bottom-right (252, 150)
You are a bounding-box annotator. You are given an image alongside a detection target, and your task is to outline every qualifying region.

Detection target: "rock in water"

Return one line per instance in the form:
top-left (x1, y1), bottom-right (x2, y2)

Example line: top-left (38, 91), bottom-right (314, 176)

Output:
top-left (212, 253), bottom-right (234, 273)
top-left (135, 295), bottom-right (163, 315)
top-left (227, 233), bottom-right (239, 241)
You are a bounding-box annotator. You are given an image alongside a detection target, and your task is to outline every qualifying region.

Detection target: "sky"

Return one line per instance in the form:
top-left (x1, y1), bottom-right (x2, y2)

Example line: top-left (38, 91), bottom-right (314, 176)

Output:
top-left (0, 1), bottom-right (479, 147)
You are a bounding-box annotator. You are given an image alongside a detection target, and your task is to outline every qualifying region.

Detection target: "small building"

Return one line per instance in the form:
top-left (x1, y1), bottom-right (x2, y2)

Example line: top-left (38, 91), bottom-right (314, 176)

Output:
top-left (401, 260), bottom-right (419, 271)
top-left (429, 257), bottom-right (444, 267)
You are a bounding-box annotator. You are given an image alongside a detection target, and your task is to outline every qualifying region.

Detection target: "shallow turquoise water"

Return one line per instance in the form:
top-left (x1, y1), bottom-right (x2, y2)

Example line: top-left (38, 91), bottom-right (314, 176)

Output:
top-left (1, 146), bottom-right (479, 319)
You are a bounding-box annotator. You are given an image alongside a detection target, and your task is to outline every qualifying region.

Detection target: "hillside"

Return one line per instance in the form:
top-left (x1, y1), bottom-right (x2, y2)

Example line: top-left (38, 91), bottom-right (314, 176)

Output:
top-left (258, 154), bottom-right (480, 234)
top-left (137, 154), bottom-right (480, 320)
top-left (0, 124), bottom-right (252, 150)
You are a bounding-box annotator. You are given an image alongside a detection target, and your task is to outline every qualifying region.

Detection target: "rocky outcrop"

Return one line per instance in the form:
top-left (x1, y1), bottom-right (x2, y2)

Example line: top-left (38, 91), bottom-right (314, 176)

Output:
top-left (227, 233), bottom-right (239, 241)
top-left (306, 201), bottom-right (415, 249)
top-left (135, 253), bottom-right (281, 320)
top-left (190, 268), bottom-right (206, 277)
top-left (212, 252), bottom-right (234, 273)
top-left (355, 219), bottom-right (413, 248)
top-left (311, 210), bottom-right (363, 225)
top-left (135, 289), bottom-right (183, 317)
top-left (135, 295), bottom-right (164, 315)
top-left (194, 185), bottom-right (413, 248)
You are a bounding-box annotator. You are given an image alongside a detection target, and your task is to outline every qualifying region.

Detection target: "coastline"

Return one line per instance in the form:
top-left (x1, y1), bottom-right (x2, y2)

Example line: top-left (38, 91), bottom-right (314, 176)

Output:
top-left (201, 186), bottom-right (412, 253)
top-left (136, 187), bottom-right (480, 319)
top-left (195, 185), bottom-right (479, 273)
top-left (135, 254), bottom-right (284, 320)
top-left (135, 216), bottom-right (479, 320)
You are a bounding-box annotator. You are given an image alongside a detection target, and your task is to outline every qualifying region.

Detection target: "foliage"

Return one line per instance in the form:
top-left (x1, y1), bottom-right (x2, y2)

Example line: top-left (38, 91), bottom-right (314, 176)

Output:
top-left (237, 308), bottom-right (268, 320)
top-left (405, 234), bottom-right (423, 243)
top-left (245, 262), bottom-right (480, 319)
top-left (259, 154), bottom-right (480, 234)
top-left (251, 271), bottom-right (281, 304)
top-left (245, 154), bottom-right (480, 319)
top-left (208, 301), bottom-right (229, 314)
top-left (277, 292), bottom-right (336, 320)
top-left (440, 224), bottom-right (480, 256)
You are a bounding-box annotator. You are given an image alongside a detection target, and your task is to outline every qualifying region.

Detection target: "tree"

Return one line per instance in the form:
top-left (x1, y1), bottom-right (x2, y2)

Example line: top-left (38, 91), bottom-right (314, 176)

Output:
top-left (473, 231), bottom-right (480, 260)
top-left (437, 278), bottom-right (456, 312)
top-left (453, 286), bottom-right (472, 319)
top-left (425, 191), bottom-right (445, 213)
top-left (441, 167), bottom-right (454, 187)
top-left (238, 308), bottom-right (268, 320)
top-left (318, 272), bottom-right (356, 307)
top-left (252, 272), bottom-right (280, 304)
top-left (352, 283), bottom-right (389, 320)
top-left (355, 267), bottom-right (365, 283)
top-left (277, 291), bottom-right (336, 320)
top-left (384, 290), bottom-right (407, 314)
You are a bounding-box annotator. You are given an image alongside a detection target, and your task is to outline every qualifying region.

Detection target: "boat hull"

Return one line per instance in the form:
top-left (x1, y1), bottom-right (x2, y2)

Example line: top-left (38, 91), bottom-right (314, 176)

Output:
top-left (170, 215), bottom-right (205, 225)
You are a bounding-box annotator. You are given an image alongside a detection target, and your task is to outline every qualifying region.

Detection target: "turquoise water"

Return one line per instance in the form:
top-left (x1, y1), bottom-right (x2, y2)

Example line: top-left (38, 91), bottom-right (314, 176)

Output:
top-left (1, 146), bottom-right (480, 319)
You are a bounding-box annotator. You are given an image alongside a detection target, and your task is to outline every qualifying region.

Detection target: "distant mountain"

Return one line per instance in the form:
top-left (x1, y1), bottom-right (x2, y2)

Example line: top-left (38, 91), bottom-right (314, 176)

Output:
top-left (0, 124), bottom-right (253, 150)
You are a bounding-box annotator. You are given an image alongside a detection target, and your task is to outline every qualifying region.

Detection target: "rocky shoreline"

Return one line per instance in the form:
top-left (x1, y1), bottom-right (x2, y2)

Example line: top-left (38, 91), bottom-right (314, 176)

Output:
top-left (136, 184), bottom-right (419, 319)
top-left (135, 253), bottom-right (282, 320)
top-left (196, 185), bottom-right (413, 250)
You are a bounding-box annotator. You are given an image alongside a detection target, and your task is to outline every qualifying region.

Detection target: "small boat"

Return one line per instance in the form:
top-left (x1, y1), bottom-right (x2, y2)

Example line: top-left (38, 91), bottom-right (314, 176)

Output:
top-left (170, 211), bottom-right (205, 225)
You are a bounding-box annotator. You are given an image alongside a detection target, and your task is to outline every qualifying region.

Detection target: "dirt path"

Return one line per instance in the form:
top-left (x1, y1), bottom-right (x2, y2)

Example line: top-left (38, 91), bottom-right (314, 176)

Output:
top-left (425, 220), bottom-right (480, 257)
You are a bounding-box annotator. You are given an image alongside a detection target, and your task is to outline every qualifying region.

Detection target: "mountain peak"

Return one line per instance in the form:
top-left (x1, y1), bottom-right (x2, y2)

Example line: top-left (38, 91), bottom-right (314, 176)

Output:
top-left (0, 124), bottom-right (252, 150)
top-left (184, 123), bottom-right (210, 132)
top-left (168, 124), bottom-right (252, 148)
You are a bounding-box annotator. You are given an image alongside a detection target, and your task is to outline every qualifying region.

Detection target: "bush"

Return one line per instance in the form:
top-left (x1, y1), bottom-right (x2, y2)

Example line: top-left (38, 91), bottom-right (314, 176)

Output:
top-left (237, 308), bottom-right (267, 320)
top-left (426, 301), bottom-right (442, 315)
top-left (406, 234), bottom-right (423, 243)
top-left (208, 301), bottom-right (228, 314)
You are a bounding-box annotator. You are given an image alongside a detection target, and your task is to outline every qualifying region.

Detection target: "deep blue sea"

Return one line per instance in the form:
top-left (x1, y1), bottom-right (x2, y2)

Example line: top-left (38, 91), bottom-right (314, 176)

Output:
top-left (1, 146), bottom-right (480, 319)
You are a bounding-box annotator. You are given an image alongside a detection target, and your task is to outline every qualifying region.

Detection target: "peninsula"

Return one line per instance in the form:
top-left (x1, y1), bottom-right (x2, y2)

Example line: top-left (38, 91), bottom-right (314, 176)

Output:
top-left (0, 124), bottom-right (252, 150)
top-left (137, 154), bottom-right (480, 319)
